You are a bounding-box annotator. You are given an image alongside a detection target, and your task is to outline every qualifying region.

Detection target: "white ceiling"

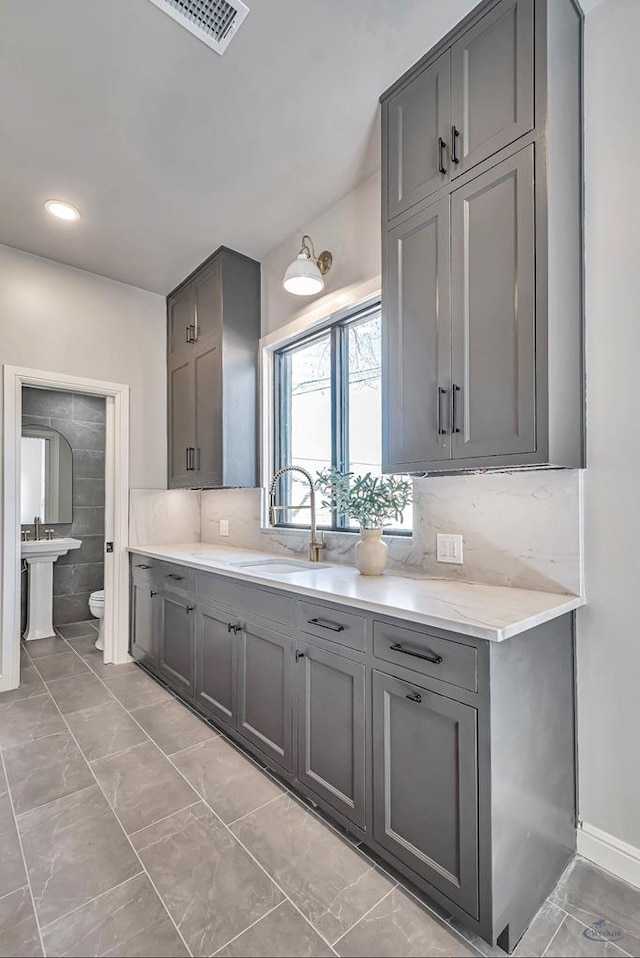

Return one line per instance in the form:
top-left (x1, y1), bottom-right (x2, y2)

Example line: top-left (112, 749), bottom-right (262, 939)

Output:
top-left (0, 0), bottom-right (598, 294)
top-left (0, 0), bottom-right (490, 293)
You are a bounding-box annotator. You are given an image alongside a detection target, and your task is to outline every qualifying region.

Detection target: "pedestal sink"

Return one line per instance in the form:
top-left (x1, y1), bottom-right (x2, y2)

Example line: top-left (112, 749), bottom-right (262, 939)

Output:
top-left (22, 538), bottom-right (82, 640)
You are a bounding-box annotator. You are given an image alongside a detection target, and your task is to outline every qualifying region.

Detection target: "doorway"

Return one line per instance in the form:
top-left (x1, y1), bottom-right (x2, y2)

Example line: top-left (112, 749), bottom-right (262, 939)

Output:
top-left (2, 366), bottom-right (130, 692)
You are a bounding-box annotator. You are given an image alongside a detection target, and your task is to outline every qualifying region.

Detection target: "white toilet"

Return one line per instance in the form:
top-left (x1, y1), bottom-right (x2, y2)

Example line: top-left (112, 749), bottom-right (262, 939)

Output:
top-left (89, 589), bottom-right (105, 651)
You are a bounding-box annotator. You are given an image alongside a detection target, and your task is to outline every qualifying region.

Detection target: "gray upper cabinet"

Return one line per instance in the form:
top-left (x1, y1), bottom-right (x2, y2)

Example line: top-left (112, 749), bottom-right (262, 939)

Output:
top-left (296, 639), bottom-right (367, 829)
top-left (450, 0), bottom-right (534, 178)
top-left (167, 247), bottom-right (260, 489)
top-left (157, 591), bottom-right (196, 697)
top-left (386, 50), bottom-right (451, 220)
top-left (384, 196), bottom-right (451, 469)
top-left (382, 0), bottom-right (584, 472)
top-left (451, 146), bottom-right (535, 460)
top-left (237, 620), bottom-right (293, 772)
top-left (372, 669), bottom-right (479, 917)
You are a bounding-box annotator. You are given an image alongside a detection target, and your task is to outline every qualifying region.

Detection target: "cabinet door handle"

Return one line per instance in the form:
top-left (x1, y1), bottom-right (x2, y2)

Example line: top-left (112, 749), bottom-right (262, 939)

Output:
top-left (195, 447), bottom-right (201, 471)
top-left (438, 136), bottom-right (447, 175)
top-left (295, 650), bottom-right (305, 661)
top-left (150, 590), bottom-right (158, 597)
top-left (186, 605), bottom-right (194, 614)
top-left (135, 564), bottom-right (150, 569)
top-left (451, 125), bottom-right (460, 164)
top-left (227, 622), bottom-right (241, 634)
top-left (307, 617), bottom-right (345, 633)
top-left (166, 573), bottom-right (183, 581)
top-left (451, 384), bottom-right (462, 434)
top-left (405, 692), bottom-right (422, 704)
top-left (186, 325), bottom-right (191, 344)
top-left (437, 387), bottom-right (447, 435)
top-left (390, 642), bottom-right (443, 665)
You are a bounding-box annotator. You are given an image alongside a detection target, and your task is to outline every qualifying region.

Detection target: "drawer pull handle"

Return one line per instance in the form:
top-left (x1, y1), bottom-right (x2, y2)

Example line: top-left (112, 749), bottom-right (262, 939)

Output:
top-left (227, 623), bottom-right (241, 634)
top-left (186, 605), bottom-right (194, 614)
top-left (135, 563), bottom-right (150, 569)
top-left (390, 643), bottom-right (443, 665)
top-left (166, 573), bottom-right (184, 580)
top-left (307, 617), bottom-right (345, 633)
top-left (150, 590), bottom-right (158, 597)
top-left (406, 692), bottom-right (422, 704)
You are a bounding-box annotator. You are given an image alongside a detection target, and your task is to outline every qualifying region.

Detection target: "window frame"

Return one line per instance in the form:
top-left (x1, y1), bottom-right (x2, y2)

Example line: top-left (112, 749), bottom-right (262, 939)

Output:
top-left (270, 299), bottom-right (410, 536)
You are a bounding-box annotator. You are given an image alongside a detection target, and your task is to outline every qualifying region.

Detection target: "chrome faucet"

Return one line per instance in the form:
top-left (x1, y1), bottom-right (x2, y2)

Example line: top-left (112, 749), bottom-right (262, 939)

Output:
top-left (33, 516), bottom-right (42, 541)
top-left (268, 465), bottom-right (325, 562)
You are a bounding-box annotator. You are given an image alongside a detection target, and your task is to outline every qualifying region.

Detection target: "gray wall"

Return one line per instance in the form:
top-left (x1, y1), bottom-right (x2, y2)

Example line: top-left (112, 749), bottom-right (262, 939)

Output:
top-left (21, 387), bottom-right (105, 627)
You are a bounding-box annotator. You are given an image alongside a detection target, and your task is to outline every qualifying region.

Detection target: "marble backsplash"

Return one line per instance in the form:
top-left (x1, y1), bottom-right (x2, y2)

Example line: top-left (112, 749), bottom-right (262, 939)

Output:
top-left (130, 469), bottom-right (584, 596)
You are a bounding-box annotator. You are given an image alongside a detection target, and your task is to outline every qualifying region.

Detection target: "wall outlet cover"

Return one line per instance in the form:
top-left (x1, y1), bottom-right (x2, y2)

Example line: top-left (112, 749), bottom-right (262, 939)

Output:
top-left (437, 533), bottom-right (464, 564)
top-left (219, 519), bottom-right (230, 537)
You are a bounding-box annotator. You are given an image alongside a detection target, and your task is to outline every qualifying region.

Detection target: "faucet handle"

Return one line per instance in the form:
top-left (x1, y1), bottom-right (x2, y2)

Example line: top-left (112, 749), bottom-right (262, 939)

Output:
top-left (21, 529), bottom-right (30, 542)
top-left (46, 529), bottom-right (54, 540)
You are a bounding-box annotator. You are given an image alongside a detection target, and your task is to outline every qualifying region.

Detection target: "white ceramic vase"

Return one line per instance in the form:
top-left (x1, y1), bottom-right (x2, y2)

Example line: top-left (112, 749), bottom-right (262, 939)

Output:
top-left (354, 528), bottom-right (388, 576)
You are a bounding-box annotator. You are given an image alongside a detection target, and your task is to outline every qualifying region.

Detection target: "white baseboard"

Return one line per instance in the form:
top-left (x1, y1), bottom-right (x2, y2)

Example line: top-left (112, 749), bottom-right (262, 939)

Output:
top-left (578, 821), bottom-right (640, 890)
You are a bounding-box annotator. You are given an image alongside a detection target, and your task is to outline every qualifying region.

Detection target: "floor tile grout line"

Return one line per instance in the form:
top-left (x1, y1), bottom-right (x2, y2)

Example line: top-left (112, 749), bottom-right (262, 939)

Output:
top-left (34, 674), bottom-right (195, 958)
top-left (541, 913), bottom-right (566, 957)
top-left (331, 884), bottom-right (398, 948)
top-left (13, 781), bottom-right (99, 822)
top-left (549, 908), bottom-right (635, 958)
top-left (36, 871), bottom-right (146, 935)
top-left (225, 791), bottom-right (288, 828)
top-left (0, 750), bottom-right (47, 958)
top-left (86, 736), bottom-right (155, 766)
top-left (128, 800), bottom-right (203, 843)
top-left (208, 899), bottom-right (287, 957)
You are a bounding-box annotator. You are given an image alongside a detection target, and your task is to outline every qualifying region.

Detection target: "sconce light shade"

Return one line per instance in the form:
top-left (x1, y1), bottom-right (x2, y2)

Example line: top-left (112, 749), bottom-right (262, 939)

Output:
top-left (283, 253), bottom-right (325, 296)
top-left (282, 235), bottom-right (332, 296)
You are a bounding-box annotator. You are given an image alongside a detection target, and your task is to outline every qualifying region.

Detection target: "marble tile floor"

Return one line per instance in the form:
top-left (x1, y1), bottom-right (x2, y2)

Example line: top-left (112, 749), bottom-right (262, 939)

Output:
top-left (1, 621), bottom-right (639, 958)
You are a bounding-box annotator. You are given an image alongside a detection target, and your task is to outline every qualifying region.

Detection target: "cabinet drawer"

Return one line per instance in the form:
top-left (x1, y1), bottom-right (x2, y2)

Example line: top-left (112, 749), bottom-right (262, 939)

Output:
top-left (197, 573), bottom-right (294, 627)
top-left (153, 562), bottom-right (196, 594)
top-left (131, 554), bottom-right (158, 575)
top-left (373, 621), bottom-right (477, 692)
top-left (298, 602), bottom-right (366, 652)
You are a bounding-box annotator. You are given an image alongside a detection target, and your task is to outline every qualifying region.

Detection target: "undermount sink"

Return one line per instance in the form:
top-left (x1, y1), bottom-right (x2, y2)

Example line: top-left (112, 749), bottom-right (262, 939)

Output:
top-left (231, 558), bottom-right (329, 575)
top-left (21, 537), bottom-right (82, 560)
top-left (22, 537), bottom-right (82, 641)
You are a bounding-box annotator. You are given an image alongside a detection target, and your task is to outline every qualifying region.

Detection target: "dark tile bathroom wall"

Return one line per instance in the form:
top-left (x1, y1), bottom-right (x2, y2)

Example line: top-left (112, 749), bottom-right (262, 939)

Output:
top-left (21, 388), bottom-right (106, 628)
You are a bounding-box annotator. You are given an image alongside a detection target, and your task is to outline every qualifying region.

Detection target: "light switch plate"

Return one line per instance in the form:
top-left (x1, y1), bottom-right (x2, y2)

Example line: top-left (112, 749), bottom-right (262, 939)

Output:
top-left (219, 519), bottom-right (230, 537)
top-left (436, 533), bottom-right (463, 564)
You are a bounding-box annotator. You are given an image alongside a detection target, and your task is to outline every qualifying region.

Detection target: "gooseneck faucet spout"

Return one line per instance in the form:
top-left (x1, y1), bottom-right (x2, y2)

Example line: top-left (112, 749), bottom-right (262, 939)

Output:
top-left (268, 465), bottom-right (326, 563)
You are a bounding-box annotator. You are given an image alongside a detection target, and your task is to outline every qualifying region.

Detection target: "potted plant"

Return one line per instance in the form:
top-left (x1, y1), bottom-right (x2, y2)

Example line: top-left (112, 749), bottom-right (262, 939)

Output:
top-left (315, 468), bottom-right (412, 575)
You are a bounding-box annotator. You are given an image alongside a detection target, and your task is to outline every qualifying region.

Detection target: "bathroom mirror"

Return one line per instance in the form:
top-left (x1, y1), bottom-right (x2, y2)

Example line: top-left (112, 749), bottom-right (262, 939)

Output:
top-left (20, 425), bottom-right (73, 524)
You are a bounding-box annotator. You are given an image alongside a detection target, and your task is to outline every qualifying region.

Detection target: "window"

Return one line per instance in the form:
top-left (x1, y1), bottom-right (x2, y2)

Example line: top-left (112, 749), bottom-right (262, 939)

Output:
top-left (273, 301), bottom-right (411, 533)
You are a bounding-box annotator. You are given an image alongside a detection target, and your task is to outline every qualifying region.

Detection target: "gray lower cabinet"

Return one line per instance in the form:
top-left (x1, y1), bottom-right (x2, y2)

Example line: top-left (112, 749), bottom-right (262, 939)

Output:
top-left (450, 145), bottom-right (535, 461)
top-left (295, 639), bottom-right (367, 829)
top-left (372, 669), bottom-right (479, 917)
top-left (196, 602), bottom-right (237, 729)
top-left (130, 578), bottom-right (156, 667)
top-left (237, 620), bottom-right (293, 772)
top-left (156, 591), bottom-right (196, 697)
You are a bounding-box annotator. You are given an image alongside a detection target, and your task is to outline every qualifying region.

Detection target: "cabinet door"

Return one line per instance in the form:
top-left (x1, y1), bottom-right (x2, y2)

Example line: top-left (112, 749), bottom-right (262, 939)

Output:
top-left (130, 580), bottom-right (156, 667)
top-left (386, 50), bottom-right (451, 220)
top-left (157, 592), bottom-right (196, 697)
top-left (168, 357), bottom-right (195, 488)
top-left (194, 260), bottom-right (221, 346)
top-left (237, 622), bottom-right (293, 771)
top-left (168, 285), bottom-right (194, 365)
top-left (372, 670), bottom-right (479, 917)
top-left (196, 603), bottom-right (237, 730)
top-left (451, 0), bottom-right (533, 178)
top-left (451, 146), bottom-right (535, 462)
top-left (383, 196), bottom-right (451, 471)
top-left (193, 337), bottom-right (222, 486)
top-left (296, 641), bottom-right (366, 829)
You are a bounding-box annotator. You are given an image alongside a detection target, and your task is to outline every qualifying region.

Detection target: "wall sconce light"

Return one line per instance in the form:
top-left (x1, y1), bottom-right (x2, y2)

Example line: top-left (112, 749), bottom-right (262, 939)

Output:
top-left (282, 235), bottom-right (333, 296)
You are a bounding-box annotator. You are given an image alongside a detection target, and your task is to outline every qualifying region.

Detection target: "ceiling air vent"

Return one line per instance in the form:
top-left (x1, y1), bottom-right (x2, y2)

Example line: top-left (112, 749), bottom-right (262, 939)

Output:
top-left (148, 0), bottom-right (249, 55)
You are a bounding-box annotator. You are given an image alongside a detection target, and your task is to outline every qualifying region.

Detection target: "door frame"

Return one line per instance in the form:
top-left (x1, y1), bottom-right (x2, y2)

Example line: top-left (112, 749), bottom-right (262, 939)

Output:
top-left (2, 365), bottom-right (130, 691)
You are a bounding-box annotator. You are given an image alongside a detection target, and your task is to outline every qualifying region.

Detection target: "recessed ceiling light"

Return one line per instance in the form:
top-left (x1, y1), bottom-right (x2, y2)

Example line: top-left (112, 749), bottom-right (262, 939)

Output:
top-left (45, 200), bottom-right (80, 222)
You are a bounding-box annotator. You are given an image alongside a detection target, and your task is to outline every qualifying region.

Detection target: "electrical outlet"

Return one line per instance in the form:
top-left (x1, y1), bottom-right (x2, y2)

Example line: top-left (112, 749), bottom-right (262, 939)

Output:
top-left (219, 519), bottom-right (230, 537)
top-left (436, 533), bottom-right (463, 564)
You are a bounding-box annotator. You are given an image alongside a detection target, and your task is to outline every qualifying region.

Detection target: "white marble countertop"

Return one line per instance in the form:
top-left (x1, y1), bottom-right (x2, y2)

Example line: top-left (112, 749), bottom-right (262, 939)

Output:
top-left (129, 542), bottom-right (585, 642)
